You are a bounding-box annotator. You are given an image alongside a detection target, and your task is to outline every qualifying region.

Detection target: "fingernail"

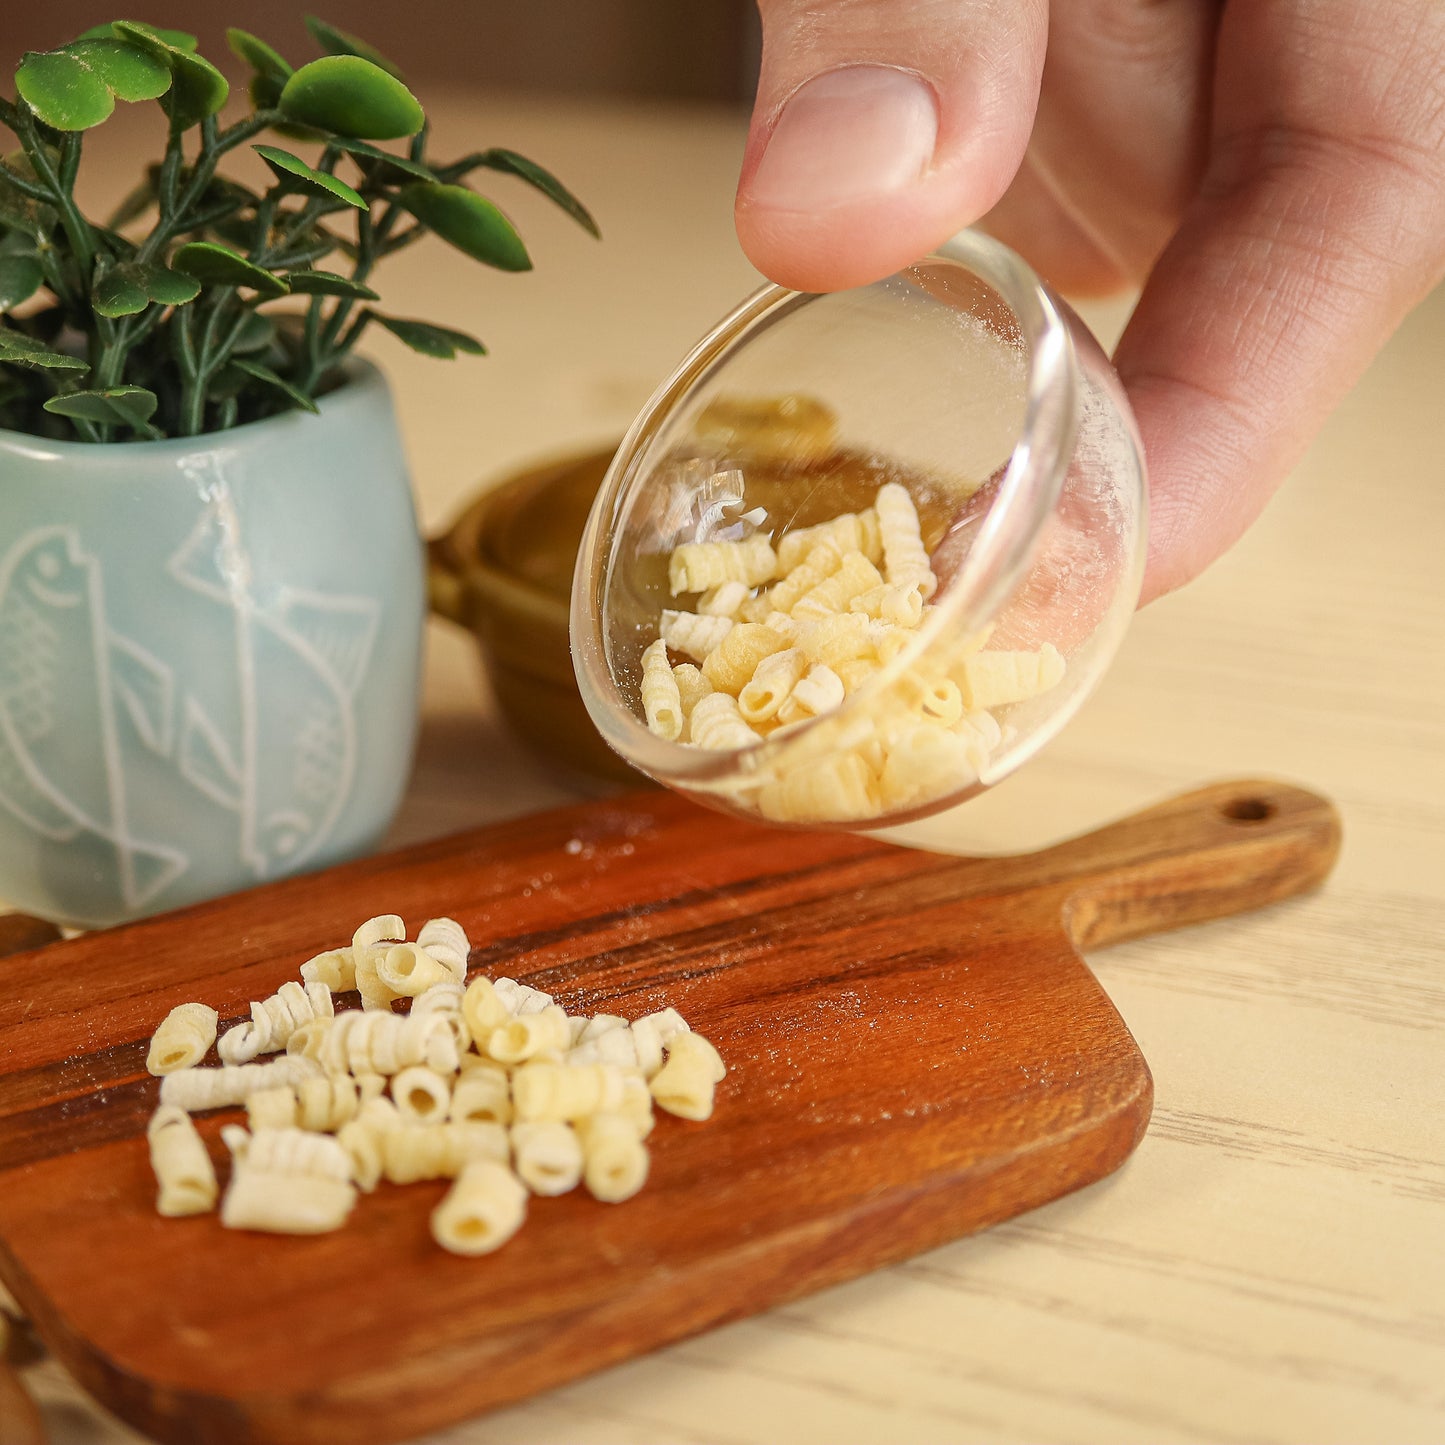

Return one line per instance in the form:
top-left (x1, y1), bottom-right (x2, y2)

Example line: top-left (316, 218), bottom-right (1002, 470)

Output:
top-left (750, 66), bottom-right (938, 211)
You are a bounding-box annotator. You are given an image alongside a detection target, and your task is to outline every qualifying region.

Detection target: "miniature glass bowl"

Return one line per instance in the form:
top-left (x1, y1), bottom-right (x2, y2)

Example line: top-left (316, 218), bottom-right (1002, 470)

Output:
top-left (571, 229), bottom-right (1146, 832)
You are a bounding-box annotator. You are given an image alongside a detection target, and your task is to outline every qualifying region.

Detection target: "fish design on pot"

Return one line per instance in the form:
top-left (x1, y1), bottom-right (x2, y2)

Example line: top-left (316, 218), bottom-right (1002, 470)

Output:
top-left (167, 497), bottom-right (381, 878)
top-left (0, 526), bottom-right (186, 912)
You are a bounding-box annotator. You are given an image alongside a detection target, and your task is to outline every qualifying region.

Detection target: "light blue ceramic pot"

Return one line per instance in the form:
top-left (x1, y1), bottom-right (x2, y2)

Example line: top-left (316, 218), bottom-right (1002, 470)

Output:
top-left (0, 362), bottom-right (424, 927)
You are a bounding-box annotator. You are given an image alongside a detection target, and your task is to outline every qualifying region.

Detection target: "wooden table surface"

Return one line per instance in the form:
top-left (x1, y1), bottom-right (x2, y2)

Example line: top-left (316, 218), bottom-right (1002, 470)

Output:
top-left (7, 92), bottom-right (1444, 1445)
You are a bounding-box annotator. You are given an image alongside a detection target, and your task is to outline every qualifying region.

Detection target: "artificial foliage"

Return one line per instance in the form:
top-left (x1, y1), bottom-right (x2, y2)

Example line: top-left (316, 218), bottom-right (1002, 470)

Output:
top-left (0, 17), bottom-right (597, 442)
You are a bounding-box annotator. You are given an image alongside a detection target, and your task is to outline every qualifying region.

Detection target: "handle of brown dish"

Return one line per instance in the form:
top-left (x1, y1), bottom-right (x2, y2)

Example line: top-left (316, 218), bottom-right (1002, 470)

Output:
top-left (0, 1309), bottom-right (48, 1445)
top-left (1032, 780), bottom-right (1342, 950)
top-left (426, 535), bottom-right (469, 627)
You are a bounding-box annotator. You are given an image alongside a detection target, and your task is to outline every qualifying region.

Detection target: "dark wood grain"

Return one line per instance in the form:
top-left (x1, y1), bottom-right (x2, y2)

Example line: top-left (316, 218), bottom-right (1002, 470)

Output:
top-left (0, 779), bottom-right (1340, 1445)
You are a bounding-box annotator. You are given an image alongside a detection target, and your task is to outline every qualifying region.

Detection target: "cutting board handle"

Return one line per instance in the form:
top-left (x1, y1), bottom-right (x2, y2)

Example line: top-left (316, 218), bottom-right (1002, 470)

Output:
top-left (1039, 779), bottom-right (1342, 950)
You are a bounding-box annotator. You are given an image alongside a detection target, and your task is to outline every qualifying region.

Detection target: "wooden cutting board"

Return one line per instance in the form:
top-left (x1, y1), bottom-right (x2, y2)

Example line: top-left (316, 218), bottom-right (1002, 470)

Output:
top-left (0, 779), bottom-right (1339, 1445)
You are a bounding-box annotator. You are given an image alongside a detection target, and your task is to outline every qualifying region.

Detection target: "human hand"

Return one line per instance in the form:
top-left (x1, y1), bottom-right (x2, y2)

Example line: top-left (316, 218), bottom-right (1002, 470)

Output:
top-left (734, 1), bottom-right (1445, 601)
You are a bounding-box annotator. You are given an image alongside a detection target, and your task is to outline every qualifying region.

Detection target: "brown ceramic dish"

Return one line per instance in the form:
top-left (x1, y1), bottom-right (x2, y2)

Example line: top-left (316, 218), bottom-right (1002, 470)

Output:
top-left (429, 444), bottom-right (640, 784)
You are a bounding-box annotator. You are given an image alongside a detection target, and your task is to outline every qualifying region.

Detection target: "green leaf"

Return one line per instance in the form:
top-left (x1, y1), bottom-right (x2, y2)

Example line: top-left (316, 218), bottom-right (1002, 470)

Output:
top-left (137, 262), bottom-right (201, 305)
top-left (0, 329), bottom-right (87, 370)
top-left (278, 56), bottom-right (424, 141)
top-left (231, 356), bottom-right (319, 413)
top-left (44, 385), bottom-right (159, 434)
top-left (112, 23), bottom-right (228, 126)
top-left (395, 182), bottom-right (531, 271)
top-left (370, 312), bottom-right (485, 359)
top-left (94, 259), bottom-right (201, 315)
top-left (87, 23), bottom-right (198, 51)
top-left (465, 149), bottom-right (599, 238)
top-left (283, 268), bottom-right (378, 299)
top-left (172, 242), bottom-right (289, 298)
top-left (303, 16), bottom-right (405, 80)
top-left (0, 254), bottom-right (44, 309)
top-left (92, 263), bottom-right (146, 316)
top-left (63, 38), bottom-right (171, 102)
top-left (15, 51), bottom-right (115, 131)
top-left (226, 28), bottom-right (292, 83)
top-left (329, 137), bottom-right (435, 182)
top-left (253, 144), bottom-right (366, 209)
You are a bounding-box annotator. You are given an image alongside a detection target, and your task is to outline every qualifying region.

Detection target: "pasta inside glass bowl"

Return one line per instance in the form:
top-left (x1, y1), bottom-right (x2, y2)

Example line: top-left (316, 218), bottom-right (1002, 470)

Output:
top-left (571, 229), bottom-right (1146, 832)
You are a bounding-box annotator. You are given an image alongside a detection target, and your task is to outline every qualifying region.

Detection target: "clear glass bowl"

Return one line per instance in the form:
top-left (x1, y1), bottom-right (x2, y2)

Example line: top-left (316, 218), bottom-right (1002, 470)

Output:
top-left (571, 228), bottom-right (1146, 832)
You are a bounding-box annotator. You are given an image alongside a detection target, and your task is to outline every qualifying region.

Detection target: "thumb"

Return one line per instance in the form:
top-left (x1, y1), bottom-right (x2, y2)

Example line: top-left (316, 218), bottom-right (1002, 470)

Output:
top-left (736, 0), bottom-right (1047, 293)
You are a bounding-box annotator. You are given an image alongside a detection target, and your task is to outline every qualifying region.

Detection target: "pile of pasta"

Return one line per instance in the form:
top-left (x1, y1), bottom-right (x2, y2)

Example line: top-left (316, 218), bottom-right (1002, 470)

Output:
top-left (639, 479), bottom-right (1066, 823)
top-left (144, 914), bottom-right (725, 1256)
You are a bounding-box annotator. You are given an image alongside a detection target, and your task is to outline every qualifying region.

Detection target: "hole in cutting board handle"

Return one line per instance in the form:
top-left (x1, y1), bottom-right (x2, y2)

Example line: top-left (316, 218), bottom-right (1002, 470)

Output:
top-left (1219, 796), bottom-right (1277, 823)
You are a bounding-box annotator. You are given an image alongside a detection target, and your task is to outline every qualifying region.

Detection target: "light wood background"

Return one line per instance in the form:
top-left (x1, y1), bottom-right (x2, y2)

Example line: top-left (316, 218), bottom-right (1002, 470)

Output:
top-left (5, 89), bottom-right (1444, 1445)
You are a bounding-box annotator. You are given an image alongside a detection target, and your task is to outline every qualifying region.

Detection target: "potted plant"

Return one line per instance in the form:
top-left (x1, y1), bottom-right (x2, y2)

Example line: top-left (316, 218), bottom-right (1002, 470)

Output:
top-left (0, 17), bottom-right (597, 926)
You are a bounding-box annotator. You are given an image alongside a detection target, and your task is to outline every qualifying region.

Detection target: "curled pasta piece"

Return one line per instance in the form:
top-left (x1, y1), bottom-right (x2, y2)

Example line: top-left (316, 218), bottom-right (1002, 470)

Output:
top-left (578, 1014), bottom-right (628, 1043)
top-left (660, 609), bottom-right (733, 662)
top-left (147, 1002), bottom-right (218, 1075)
top-left (285, 1015), bottom-right (331, 1062)
top-left (577, 1112), bottom-right (650, 1203)
top-left (159, 1054), bottom-right (322, 1112)
top-left (957, 644), bottom-right (1066, 711)
top-left (512, 1062), bottom-right (630, 1122)
top-left (382, 1120), bottom-right (508, 1184)
top-left (218, 981), bottom-right (334, 1065)
top-left (392, 1065), bottom-right (452, 1124)
top-left (630, 1008), bottom-right (690, 1079)
top-left (668, 534), bottom-right (777, 596)
top-left (697, 579), bottom-right (750, 617)
top-left (640, 638), bottom-right (684, 741)
top-left (688, 692), bottom-right (762, 751)
top-left (757, 750), bottom-right (879, 825)
top-left (224, 1124), bottom-right (353, 1181)
top-left (738, 647), bottom-right (807, 724)
top-left (777, 509), bottom-right (882, 573)
top-left (147, 1106), bottom-right (217, 1216)
top-left (246, 1085), bottom-right (298, 1132)
top-left (462, 976), bottom-right (511, 1042)
top-left (299, 947), bottom-right (355, 992)
top-left (767, 542), bottom-right (842, 614)
top-left (619, 1072), bottom-right (656, 1139)
top-left (375, 943), bottom-right (455, 998)
top-left (792, 552), bottom-right (885, 621)
top-left (701, 623), bottom-right (790, 695)
top-left (650, 1033), bottom-right (727, 1121)
top-left (318, 1009), bottom-right (459, 1077)
top-left (875, 482), bottom-right (937, 599)
top-left (510, 1120), bottom-right (584, 1196)
top-left (220, 1125), bottom-right (357, 1234)
top-left (221, 1171), bottom-right (355, 1234)
top-left (431, 1159), bottom-right (528, 1256)
top-left (878, 725), bottom-right (980, 810)
top-left (790, 664), bottom-right (845, 719)
top-left (833, 657), bottom-right (880, 696)
top-left (906, 676), bottom-right (965, 727)
top-left (671, 663), bottom-right (713, 728)
top-left (487, 1003), bottom-right (571, 1065)
top-left (352, 914), bottom-right (407, 1012)
top-left (796, 612), bottom-right (876, 669)
top-left (566, 1026), bottom-right (640, 1070)
top-left (296, 1075), bottom-right (363, 1132)
top-left (450, 1063), bottom-right (512, 1126)
top-left (850, 581), bottom-right (925, 629)
top-left (411, 980), bottom-right (470, 1054)
top-left (761, 610), bottom-right (799, 642)
top-left (493, 977), bottom-right (554, 1016)
top-left (415, 917), bottom-right (469, 980)
top-left (336, 1118), bottom-right (384, 1192)
top-left (411, 980), bottom-right (466, 1018)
